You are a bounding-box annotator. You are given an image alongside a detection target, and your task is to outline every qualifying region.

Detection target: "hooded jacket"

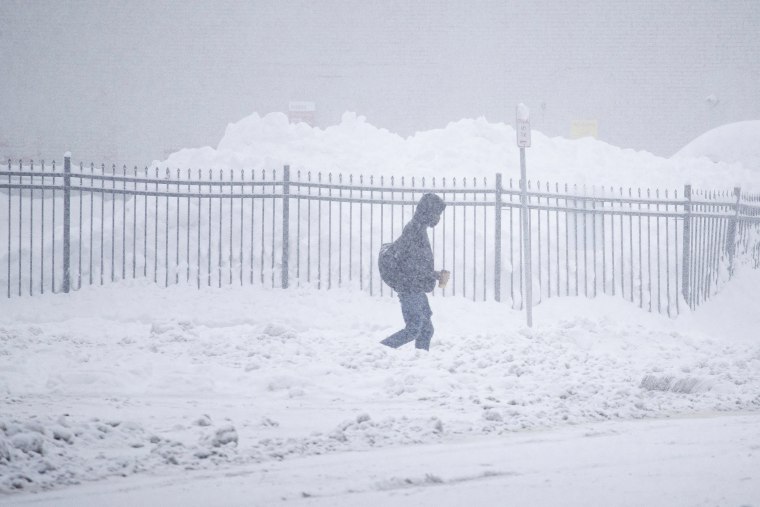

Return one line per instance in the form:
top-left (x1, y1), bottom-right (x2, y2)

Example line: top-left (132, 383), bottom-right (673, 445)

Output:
top-left (379, 193), bottom-right (446, 293)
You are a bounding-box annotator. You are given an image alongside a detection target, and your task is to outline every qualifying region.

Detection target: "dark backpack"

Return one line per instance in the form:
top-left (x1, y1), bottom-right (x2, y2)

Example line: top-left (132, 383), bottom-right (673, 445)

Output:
top-left (378, 242), bottom-right (402, 291)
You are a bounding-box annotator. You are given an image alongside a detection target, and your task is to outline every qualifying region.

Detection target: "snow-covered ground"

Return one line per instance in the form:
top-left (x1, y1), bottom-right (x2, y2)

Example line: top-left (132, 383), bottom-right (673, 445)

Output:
top-left (1, 265), bottom-right (759, 503)
top-left (2, 114), bottom-right (759, 505)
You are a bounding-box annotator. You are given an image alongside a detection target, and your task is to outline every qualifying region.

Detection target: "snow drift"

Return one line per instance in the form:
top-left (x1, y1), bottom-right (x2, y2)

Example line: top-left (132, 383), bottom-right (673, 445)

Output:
top-left (157, 112), bottom-right (760, 191)
top-left (674, 120), bottom-right (760, 170)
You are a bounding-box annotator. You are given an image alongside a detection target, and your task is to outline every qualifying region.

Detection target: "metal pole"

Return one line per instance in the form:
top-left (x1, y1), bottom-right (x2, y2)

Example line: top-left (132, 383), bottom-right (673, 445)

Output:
top-left (494, 173), bottom-right (502, 302)
top-left (281, 165), bottom-right (290, 288)
top-left (7, 159), bottom-right (11, 299)
top-left (520, 147), bottom-right (532, 327)
top-left (681, 184), bottom-right (692, 306)
top-left (63, 153), bottom-right (71, 293)
top-left (726, 186), bottom-right (741, 276)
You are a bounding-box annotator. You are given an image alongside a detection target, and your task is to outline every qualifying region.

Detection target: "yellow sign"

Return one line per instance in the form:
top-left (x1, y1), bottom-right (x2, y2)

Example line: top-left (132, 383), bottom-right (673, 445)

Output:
top-left (570, 120), bottom-right (598, 139)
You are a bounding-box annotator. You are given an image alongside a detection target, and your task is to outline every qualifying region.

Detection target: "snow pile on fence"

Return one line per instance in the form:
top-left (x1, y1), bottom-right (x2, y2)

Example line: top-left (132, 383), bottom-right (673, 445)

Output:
top-left (1, 270), bottom-right (759, 493)
top-left (157, 111), bottom-right (759, 189)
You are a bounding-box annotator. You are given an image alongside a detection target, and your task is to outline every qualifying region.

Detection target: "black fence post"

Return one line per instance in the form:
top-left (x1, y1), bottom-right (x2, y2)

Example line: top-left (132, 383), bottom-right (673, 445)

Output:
top-left (494, 173), bottom-right (502, 302)
top-left (681, 184), bottom-right (691, 307)
top-left (62, 153), bottom-right (71, 293)
top-left (281, 165), bottom-right (290, 289)
top-left (726, 186), bottom-right (741, 276)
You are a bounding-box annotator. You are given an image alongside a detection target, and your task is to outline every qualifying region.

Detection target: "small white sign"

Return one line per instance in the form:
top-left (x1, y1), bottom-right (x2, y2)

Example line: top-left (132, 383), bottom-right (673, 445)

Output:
top-left (516, 119), bottom-right (531, 148)
top-left (516, 103), bottom-right (531, 147)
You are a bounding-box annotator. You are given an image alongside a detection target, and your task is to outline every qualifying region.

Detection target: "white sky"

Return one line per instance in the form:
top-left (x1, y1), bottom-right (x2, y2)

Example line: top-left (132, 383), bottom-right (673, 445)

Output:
top-left (1, 0), bottom-right (759, 164)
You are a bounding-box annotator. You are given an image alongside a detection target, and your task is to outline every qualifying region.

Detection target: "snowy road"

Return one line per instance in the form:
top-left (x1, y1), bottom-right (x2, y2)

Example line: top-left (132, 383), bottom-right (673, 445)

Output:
top-left (7, 412), bottom-right (760, 507)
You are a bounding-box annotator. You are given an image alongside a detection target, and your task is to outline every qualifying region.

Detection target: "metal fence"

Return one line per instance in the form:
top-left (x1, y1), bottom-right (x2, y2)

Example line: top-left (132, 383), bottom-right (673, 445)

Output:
top-left (2, 156), bottom-right (759, 318)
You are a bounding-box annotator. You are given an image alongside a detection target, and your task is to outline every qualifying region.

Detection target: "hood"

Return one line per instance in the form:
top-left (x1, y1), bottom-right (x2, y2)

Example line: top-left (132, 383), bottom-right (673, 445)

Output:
top-left (414, 193), bottom-right (446, 227)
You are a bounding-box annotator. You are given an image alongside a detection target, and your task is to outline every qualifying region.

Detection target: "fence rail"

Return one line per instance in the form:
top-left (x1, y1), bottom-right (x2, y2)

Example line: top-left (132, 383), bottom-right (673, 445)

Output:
top-left (2, 157), bottom-right (759, 318)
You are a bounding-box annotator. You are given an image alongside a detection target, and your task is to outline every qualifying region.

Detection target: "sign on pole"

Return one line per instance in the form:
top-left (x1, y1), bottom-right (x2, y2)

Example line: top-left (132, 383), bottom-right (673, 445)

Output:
top-left (516, 103), bottom-right (531, 148)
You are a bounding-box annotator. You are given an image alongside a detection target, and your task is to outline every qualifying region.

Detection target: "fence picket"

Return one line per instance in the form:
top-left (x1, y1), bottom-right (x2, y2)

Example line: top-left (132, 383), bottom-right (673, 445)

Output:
top-left (358, 175), bottom-right (362, 291)
top-left (494, 174), bottom-right (502, 302)
top-left (30, 161), bottom-right (34, 295)
top-left (369, 174), bottom-right (374, 295)
top-left (348, 173), bottom-right (352, 285)
top-left (260, 169), bottom-right (265, 287)
top-left (442, 176), bottom-right (447, 297)
top-left (43, 161), bottom-right (48, 293)
top-left (6, 160), bottom-right (11, 299)
top-left (228, 169), bottom-right (233, 287)
top-left (338, 173), bottom-right (343, 289)
top-left (62, 157), bottom-right (70, 293)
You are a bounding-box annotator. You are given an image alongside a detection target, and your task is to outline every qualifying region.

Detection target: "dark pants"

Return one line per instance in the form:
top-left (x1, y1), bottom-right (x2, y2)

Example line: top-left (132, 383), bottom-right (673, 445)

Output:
top-left (381, 292), bottom-right (434, 351)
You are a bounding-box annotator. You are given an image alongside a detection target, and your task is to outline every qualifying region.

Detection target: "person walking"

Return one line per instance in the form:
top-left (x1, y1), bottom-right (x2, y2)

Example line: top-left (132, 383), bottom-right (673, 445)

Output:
top-left (378, 193), bottom-right (448, 351)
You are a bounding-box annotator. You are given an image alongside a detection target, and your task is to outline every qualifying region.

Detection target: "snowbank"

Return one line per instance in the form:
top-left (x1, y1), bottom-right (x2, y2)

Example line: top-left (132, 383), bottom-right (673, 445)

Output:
top-left (156, 112), bottom-right (760, 191)
top-left (674, 120), bottom-right (760, 171)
